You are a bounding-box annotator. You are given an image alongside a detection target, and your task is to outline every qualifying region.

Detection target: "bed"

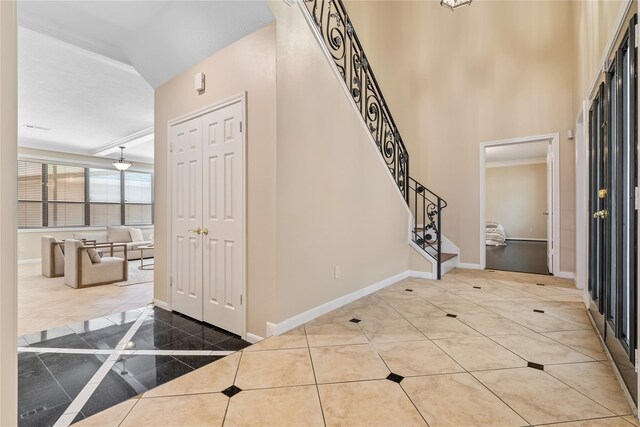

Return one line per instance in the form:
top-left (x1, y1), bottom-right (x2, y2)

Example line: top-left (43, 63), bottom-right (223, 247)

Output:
top-left (486, 222), bottom-right (507, 246)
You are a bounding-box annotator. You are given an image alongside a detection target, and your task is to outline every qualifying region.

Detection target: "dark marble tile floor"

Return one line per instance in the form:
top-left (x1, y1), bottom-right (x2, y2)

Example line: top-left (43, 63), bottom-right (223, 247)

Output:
top-left (18, 306), bottom-right (249, 426)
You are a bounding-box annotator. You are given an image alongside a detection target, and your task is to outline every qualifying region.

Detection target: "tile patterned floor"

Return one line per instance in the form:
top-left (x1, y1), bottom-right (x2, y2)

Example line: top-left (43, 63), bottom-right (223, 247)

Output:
top-left (17, 306), bottom-right (249, 427)
top-left (66, 270), bottom-right (640, 425)
top-left (18, 263), bottom-right (153, 336)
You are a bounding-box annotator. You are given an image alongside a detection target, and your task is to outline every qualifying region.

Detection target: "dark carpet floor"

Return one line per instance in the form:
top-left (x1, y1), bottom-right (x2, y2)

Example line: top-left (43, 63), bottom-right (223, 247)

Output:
top-left (486, 240), bottom-right (550, 275)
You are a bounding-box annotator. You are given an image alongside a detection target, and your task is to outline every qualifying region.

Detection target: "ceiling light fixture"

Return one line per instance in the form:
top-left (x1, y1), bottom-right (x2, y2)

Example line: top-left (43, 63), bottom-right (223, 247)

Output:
top-left (112, 146), bottom-right (132, 171)
top-left (440, 0), bottom-right (472, 10)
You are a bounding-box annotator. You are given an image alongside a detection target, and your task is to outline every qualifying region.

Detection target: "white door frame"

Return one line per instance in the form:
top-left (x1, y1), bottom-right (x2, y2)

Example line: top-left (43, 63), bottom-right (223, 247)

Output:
top-left (479, 133), bottom-right (561, 276)
top-left (575, 101), bottom-right (590, 293)
top-left (166, 92), bottom-right (247, 339)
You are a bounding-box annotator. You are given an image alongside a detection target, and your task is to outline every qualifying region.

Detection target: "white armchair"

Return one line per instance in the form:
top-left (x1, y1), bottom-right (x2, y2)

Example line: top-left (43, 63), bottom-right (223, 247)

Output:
top-left (64, 239), bottom-right (128, 288)
top-left (41, 236), bottom-right (65, 278)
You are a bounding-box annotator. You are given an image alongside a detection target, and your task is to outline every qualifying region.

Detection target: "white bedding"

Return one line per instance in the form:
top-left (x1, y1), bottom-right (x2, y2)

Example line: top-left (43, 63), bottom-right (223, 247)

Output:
top-left (486, 222), bottom-right (507, 246)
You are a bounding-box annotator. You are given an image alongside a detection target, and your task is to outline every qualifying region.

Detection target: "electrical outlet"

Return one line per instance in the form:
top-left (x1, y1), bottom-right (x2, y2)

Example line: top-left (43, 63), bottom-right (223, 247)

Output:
top-left (334, 266), bottom-right (341, 279)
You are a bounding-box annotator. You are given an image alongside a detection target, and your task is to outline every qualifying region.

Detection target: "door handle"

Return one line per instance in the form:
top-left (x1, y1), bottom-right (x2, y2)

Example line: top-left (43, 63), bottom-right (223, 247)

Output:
top-left (188, 227), bottom-right (202, 235)
top-left (593, 209), bottom-right (608, 219)
top-left (542, 212), bottom-right (549, 216)
top-left (202, 227), bottom-right (209, 236)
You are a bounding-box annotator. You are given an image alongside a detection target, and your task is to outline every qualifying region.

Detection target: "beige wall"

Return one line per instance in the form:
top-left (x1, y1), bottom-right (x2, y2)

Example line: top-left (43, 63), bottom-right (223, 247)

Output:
top-left (486, 163), bottom-right (547, 240)
top-left (270, 1), bottom-right (415, 323)
top-left (573, 0), bottom-right (629, 110)
top-left (345, 0), bottom-right (577, 272)
top-left (155, 6), bottom-right (430, 335)
top-left (0, 0), bottom-right (18, 423)
top-left (154, 23), bottom-right (278, 337)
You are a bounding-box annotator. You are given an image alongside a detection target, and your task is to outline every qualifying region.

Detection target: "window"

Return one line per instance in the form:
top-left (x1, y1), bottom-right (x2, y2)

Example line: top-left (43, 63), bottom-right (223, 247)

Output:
top-left (17, 160), bottom-right (153, 228)
top-left (124, 172), bottom-right (153, 226)
top-left (17, 161), bottom-right (43, 228)
top-left (47, 164), bottom-right (85, 227)
top-left (89, 169), bottom-right (121, 226)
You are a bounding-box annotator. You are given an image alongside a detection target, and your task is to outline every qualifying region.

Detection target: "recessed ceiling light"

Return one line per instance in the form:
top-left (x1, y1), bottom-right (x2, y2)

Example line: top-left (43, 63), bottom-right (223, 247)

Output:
top-left (23, 124), bottom-right (51, 131)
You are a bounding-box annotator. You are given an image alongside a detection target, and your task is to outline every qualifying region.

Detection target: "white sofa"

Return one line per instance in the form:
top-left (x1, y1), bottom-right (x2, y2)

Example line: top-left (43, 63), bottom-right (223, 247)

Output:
top-left (73, 226), bottom-right (154, 261)
top-left (64, 239), bottom-right (128, 288)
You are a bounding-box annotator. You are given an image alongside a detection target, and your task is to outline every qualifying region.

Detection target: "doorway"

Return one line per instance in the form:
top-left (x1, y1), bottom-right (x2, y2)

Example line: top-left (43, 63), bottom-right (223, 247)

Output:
top-left (479, 134), bottom-right (560, 276)
top-left (169, 94), bottom-right (246, 338)
top-left (587, 14), bottom-right (638, 403)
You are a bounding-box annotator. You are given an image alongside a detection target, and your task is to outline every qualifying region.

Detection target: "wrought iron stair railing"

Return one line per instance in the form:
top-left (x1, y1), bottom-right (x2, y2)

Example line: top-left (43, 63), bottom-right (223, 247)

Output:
top-left (300, 0), bottom-right (449, 278)
top-left (409, 177), bottom-right (448, 280)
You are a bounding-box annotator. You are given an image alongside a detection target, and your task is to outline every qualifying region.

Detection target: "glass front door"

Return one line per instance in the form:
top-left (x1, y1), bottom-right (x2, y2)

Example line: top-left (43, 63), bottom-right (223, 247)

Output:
top-left (588, 14), bottom-right (638, 403)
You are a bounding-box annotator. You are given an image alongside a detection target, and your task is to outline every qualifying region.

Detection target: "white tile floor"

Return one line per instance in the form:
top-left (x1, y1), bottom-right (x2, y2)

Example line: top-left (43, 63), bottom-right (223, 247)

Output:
top-left (77, 268), bottom-right (638, 426)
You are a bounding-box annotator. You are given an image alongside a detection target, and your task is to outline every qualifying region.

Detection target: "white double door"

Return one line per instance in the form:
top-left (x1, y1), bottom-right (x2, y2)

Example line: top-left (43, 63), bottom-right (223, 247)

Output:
top-left (170, 99), bottom-right (244, 336)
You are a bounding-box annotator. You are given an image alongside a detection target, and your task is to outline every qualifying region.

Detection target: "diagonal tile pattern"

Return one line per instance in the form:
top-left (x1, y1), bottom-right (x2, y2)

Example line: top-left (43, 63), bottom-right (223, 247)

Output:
top-left (78, 269), bottom-right (637, 426)
top-left (17, 306), bottom-right (249, 426)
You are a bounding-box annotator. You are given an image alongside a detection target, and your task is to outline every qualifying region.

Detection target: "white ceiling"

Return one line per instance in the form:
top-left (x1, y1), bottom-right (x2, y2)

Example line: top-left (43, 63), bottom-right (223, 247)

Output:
top-left (486, 141), bottom-right (548, 165)
top-left (17, 0), bottom-right (274, 164)
top-left (18, 1), bottom-right (275, 88)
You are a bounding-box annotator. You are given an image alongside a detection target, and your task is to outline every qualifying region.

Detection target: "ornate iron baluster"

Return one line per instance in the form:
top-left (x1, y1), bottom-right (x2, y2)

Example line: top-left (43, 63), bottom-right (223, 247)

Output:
top-left (303, 0), bottom-right (409, 200)
top-left (301, 0), bottom-right (447, 277)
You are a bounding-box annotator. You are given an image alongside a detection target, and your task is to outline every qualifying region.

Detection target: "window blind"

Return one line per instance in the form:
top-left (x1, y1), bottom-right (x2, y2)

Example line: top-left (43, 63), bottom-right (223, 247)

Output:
top-left (90, 169), bottom-right (121, 203)
top-left (47, 164), bottom-right (85, 202)
top-left (124, 172), bottom-right (152, 203)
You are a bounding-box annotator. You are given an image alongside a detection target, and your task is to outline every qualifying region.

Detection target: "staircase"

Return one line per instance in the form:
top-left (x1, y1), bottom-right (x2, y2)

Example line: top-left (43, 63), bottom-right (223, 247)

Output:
top-left (299, 0), bottom-right (454, 279)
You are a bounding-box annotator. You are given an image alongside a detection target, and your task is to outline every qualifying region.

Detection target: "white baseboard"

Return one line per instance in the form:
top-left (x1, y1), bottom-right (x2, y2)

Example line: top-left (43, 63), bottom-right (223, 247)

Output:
top-left (245, 333), bottom-right (264, 344)
top-left (18, 258), bottom-right (41, 265)
top-left (266, 270), bottom-right (411, 337)
top-left (506, 238), bottom-right (547, 242)
top-left (407, 270), bottom-right (433, 280)
top-left (556, 271), bottom-right (576, 280)
top-left (153, 299), bottom-right (170, 311)
top-left (457, 263), bottom-right (482, 270)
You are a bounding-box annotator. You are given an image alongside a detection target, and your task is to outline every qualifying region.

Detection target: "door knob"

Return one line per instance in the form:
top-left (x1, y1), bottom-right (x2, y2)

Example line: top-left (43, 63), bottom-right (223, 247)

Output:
top-left (188, 227), bottom-right (202, 234)
top-left (202, 227), bottom-right (209, 236)
top-left (593, 209), bottom-right (608, 219)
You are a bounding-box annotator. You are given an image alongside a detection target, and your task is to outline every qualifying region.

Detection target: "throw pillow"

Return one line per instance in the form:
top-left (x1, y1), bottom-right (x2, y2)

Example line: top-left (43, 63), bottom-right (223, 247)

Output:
top-left (129, 228), bottom-right (144, 242)
top-left (87, 248), bottom-right (102, 263)
top-left (107, 226), bottom-right (132, 243)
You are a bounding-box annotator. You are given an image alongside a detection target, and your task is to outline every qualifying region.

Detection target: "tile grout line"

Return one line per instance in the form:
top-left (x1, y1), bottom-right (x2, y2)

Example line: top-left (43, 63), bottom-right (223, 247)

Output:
top-left (431, 275), bottom-right (623, 423)
top-left (304, 324), bottom-right (328, 427)
top-left (219, 349), bottom-right (245, 426)
top-left (18, 346), bottom-right (233, 357)
top-left (52, 306), bottom-right (153, 427)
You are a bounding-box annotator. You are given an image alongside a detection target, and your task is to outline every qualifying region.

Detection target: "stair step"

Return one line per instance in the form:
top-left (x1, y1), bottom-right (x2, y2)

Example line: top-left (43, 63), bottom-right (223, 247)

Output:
top-left (440, 253), bottom-right (457, 263)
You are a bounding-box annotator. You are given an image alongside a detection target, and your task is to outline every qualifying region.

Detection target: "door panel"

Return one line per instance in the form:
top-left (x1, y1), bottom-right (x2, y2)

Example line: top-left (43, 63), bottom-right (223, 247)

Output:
top-left (202, 101), bottom-right (244, 335)
top-left (171, 118), bottom-right (204, 321)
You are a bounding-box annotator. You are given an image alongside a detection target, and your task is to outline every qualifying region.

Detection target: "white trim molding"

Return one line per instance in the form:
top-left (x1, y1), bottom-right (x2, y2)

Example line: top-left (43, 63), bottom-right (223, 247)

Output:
top-left (153, 299), bottom-right (170, 311)
top-left (245, 333), bottom-right (264, 344)
top-left (457, 263), bottom-right (483, 270)
top-left (265, 270), bottom-right (428, 336)
top-left (479, 133), bottom-right (561, 276)
top-left (486, 158), bottom-right (547, 169)
top-left (556, 271), bottom-right (576, 281)
top-left (18, 259), bottom-right (40, 265)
